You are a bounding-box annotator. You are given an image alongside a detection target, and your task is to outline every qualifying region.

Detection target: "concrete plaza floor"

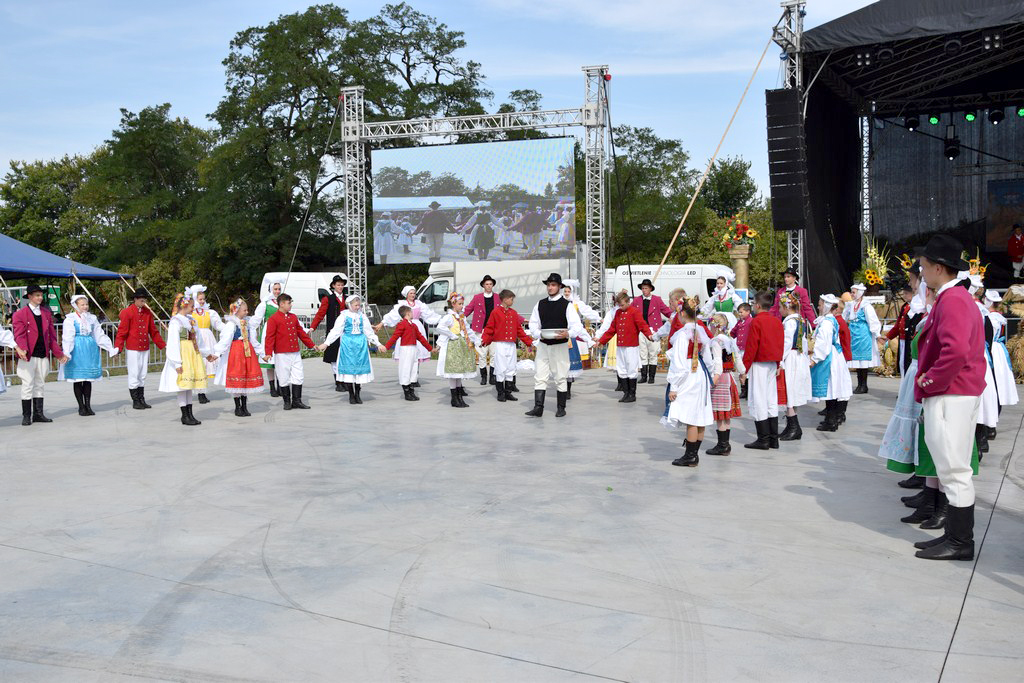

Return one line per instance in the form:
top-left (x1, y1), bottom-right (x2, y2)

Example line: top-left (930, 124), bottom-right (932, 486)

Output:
top-left (0, 359), bottom-right (1022, 682)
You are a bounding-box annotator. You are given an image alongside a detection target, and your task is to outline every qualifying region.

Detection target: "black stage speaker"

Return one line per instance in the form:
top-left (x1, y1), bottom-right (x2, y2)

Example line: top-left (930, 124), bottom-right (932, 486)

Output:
top-left (766, 88), bottom-right (809, 231)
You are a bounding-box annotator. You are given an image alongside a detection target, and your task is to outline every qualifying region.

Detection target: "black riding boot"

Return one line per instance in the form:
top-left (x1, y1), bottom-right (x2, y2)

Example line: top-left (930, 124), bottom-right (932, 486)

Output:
top-left (816, 401), bottom-right (838, 431)
top-left (647, 365), bottom-right (658, 384)
top-left (525, 390), bottom-right (545, 417)
top-left (509, 376), bottom-right (520, 393)
top-left (233, 397), bottom-right (243, 416)
top-left (74, 382), bottom-right (87, 416)
top-left (566, 379), bottom-right (573, 400)
top-left (779, 415), bottom-right (802, 441)
top-left (83, 382), bottom-right (95, 416)
top-left (21, 399), bottom-right (32, 426)
top-left (853, 369), bottom-right (868, 394)
top-left (916, 504), bottom-right (974, 560)
top-left (281, 385), bottom-right (292, 410)
top-left (354, 384), bottom-right (363, 404)
top-left (706, 430), bottom-right (731, 455)
top-left (616, 376), bottom-right (625, 392)
top-left (639, 366), bottom-right (649, 384)
top-left (480, 368), bottom-right (488, 385)
top-left (920, 490), bottom-right (949, 530)
top-left (240, 395), bottom-right (251, 416)
top-left (450, 388), bottom-right (467, 408)
top-left (767, 417), bottom-right (780, 449)
top-left (291, 385), bottom-right (310, 409)
top-left (335, 381), bottom-right (344, 393)
top-left (744, 420), bottom-right (771, 450)
top-left (838, 401), bottom-right (848, 424)
top-left (130, 387), bottom-right (144, 410)
top-left (138, 386), bottom-right (152, 409)
top-left (975, 424), bottom-right (989, 454)
top-left (488, 368), bottom-right (497, 385)
top-left (555, 390), bottom-right (568, 417)
top-left (496, 381), bottom-right (507, 402)
top-left (348, 383), bottom-right (358, 405)
top-left (32, 398), bottom-right (52, 423)
top-left (503, 381), bottom-right (518, 401)
top-left (269, 380), bottom-right (280, 398)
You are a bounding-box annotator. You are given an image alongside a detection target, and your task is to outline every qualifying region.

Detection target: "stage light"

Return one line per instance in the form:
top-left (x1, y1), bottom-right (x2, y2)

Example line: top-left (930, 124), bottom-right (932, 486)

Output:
top-left (964, 110), bottom-right (977, 122)
top-left (1017, 106), bottom-right (1024, 118)
top-left (603, 73), bottom-right (612, 81)
top-left (855, 51), bottom-right (871, 67)
top-left (928, 113), bottom-right (941, 125)
top-left (945, 139), bottom-right (961, 160)
top-left (944, 39), bottom-right (962, 56)
top-left (983, 32), bottom-right (1002, 50)
top-left (877, 47), bottom-right (894, 62)
top-left (988, 108), bottom-right (1005, 125)
top-left (905, 115), bottom-right (920, 131)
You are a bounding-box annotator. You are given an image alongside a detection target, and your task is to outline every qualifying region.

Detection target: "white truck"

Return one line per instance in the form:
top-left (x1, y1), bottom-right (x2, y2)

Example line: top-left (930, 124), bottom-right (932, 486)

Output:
top-left (603, 264), bottom-right (740, 308)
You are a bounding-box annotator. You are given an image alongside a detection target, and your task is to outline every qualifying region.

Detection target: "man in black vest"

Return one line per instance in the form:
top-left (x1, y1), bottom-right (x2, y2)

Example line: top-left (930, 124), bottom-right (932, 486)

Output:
top-left (525, 273), bottom-right (584, 418)
top-left (310, 274), bottom-right (347, 391)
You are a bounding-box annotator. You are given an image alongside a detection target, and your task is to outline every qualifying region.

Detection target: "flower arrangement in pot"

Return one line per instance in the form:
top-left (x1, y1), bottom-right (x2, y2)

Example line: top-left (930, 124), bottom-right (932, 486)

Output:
top-left (720, 214), bottom-right (758, 250)
top-left (853, 236), bottom-right (892, 295)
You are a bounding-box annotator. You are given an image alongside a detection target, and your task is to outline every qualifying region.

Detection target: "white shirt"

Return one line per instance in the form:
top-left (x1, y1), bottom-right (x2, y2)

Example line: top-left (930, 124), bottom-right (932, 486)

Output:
top-left (528, 294), bottom-right (585, 346)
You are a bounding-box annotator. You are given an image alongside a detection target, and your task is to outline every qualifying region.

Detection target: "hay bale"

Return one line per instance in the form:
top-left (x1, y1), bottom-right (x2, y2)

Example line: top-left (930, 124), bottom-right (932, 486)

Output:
top-left (1007, 331), bottom-right (1024, 383)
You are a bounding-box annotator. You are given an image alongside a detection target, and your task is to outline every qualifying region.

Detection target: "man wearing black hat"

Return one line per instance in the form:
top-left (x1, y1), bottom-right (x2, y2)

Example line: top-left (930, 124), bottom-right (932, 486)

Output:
top-left (525, 273), bottom-right (584, 417)
top-left (310, 274), bottom-right (348, 391)
top-left (769, 268), bottom-right (817, 325)
top-left (913, 234), bottom-right (986, 560)
top-left (630, 278), bottom-right (672, 384)
top-left (412, 201), bottom-right (453, 262)
top-left (115, 288), bottom-right (166, 409)
top-left (465, 275), bottom-right (499, 386)
top-left (12, 285), bottom-right (67, 425)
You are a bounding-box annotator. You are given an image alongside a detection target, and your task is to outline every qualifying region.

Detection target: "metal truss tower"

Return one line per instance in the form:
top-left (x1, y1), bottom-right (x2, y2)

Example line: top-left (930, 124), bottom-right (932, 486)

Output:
top-left (582, 65), bottom-right (609, 309)
top-left (339, 86), bottom-right (368, 300)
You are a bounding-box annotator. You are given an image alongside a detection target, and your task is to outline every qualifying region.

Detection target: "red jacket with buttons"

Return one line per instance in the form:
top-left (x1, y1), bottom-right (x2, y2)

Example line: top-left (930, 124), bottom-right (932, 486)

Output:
top-left (481, 306), bottom-right (533, 346)
top-left (742, 312), bottom-right (784, 368)
top-left (599, 306), bottom-right (653, 347)
top-left (835, 314), bottom-right (853, 361)
top-left (384, 319), bottom-right (433, 350)
top-left (264, 311), bottom-right (315, 354)
top-left (115, 304), bottom-right (166, 351)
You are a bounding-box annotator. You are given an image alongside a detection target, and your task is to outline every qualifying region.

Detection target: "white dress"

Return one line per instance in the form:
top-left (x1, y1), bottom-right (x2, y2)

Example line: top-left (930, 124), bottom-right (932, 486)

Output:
top-left (382, 299), bottom-right (440, 362)
top-left (158, 314), bottom-right (214, 393)
top-left (977, 303), bottom-right (1000, 427)
top-left (842, 300), bottom-right (882, 369)
top-left (322, 310), bottom-right (381, 384)
top-left (192, 307), bottom-right (224, 379)
top-left (373, 219), bottom-right (398, 256)
top-left (58, 311), bottom-right (118, 382)
top-left (397, 221), bottom-right (414, 247)
top-left (700, 287), bottom-right (742, 328)
top-left (435, 313), bottom-right (481, 379)
top-left (780, 314), bottom-right (811, 408)
top-left (212, 315), bottom-right (265, 388)
top-left (988, 311), bottom-right (1019, 407)
top-left (663, 323), bottom-right (714, 428)
top-left (809, 315), bottom-right (853, 402)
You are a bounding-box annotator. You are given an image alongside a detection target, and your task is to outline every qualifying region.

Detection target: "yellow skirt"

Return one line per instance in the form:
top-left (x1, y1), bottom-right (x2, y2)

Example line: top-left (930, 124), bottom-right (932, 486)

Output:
top-left (177, 340), bottom-right (208, 391)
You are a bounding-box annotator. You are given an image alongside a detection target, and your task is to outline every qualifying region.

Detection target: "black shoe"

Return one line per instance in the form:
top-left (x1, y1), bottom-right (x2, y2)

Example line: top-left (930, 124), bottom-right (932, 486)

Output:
top-left (838, 401), bottom-right (848, 424)
top-left (74, 383), bottom-right (87, 416)
top-left (988, 427), bottom-right (997, 439)
top-left (269, 380), bottom-right (280, 398)
top-left (31, 398), bottom-right (52, 423)
top-left (615, 377), bottom-right (625, 392)
top-left (916, 504), bottom-right (974, 560)
top-left (185, 404), bottom-right (202, 426)
top-left (402, 385), bottom-right (416, 401)
top-left (21, 399), bottom-right (32, 426)
top-left (480, 368), bottom-right (488, 386)
top-left (566, 379), bottom-right (573, 400)
top-left (410, 385), bottom-right (421, 401)
top-left (901, 487), bottom-right (936, 523)
top-left (348, 384), bottom-right (358, 404)
top-left (672, 440), bottom-right (700, 467)
top-left (335, 381), bottom-right (344, 393)
top-left (458, 386), bottom-right (468, 397)
top-left (450, 388), bottom-right (465, 407)
top-left (138, 386), bottom-right (152, 409)
top-left (767, 417), bottom-right (780, 449)
top-left (233, 397), bottom-right (244, 417)
top-left (509, 377), bottom-right (520, 393)
top-left (816, 401), bottom-right (838, 432)
top-left (555, 391), bottom-right (567, 417)
top-left (281, 385), bottom-right (292, 410)
top-left (975, 424), bottom-right (989, 453)
top-left (354, 384), bottom-right (363, 404)
top-left (903, 489), bottom-right (930, 508)
top-left (639, 366), bottom-right (649, 384)
top-left (706, 430), bottom-right (731, 455)
top-left (647, 365), bottom-right (658, 384)
top-left (240, 395), bottom-right (251, 416)
top-left (744, 420), bottom-right (771, 450)
top-left (180, 405), bottom-right (196, 425)
top-left (853, 370), bottom-right (868, 394)
top-left (496, 382), bottom-right (507, 402)
top-left (914, 534), bottom-right (948, 550)
top-left (291, 385), bottom-right (310, 409)
top-left (504, 381), bottom-right (518, 401)
top-left (619, 378), bottom-right (636, 403)
top-left (779, 415), bottom-right (802, 441)
top-left (488, 368), bottom-right (496, 385)
top-left (130, 387), bottom-right (145, 410)
top-left (456, 388), bottom-right (468, 407)
top-left (739, 383), bottom-right (748, 399)
top-left (197, 392), bottom-right (210, 404)
top-left (525, 390), bottom-right (545, 417)
top-left (411, 381), bottom-right (421, 388)
top-left (82, 383), bottom-right (95, 416)
top-left (920, 491), bottom-right (949, 530)
top-left (898, 474), bottom-right (925, 489)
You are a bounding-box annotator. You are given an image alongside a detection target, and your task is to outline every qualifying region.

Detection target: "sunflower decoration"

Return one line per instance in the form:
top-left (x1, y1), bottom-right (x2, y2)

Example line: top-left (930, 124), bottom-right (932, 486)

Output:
top-left (721, 213), bottom-right (758, 249)
top-left (899, 252), bottom-right (914, 271)
top-left (864, 269), bottom-right (884, 286)
top-left (961, 248), bottom-right (988, 279)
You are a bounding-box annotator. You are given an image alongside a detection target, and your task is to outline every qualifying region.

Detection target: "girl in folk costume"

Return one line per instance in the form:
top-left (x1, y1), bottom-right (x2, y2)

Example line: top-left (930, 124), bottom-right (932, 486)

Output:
top-left (777, 294), bottom-right (812, 441)
top-left (253, 279), bottom-right (284, 397)
top-left (378, 286), bottom-right (441, 384)
top-left (373, 212), bottom-right (398, 264)
top-left (700, 275), bottom-right (743, 328)
top-left (809, 295), bottom-right (853, 432)
top-left (211, 298), bottom-right (264, 417)
top-left (159, 291), bottom-right (215, 426)
top-left (843, 283), bottom-right (881, 394)
top-left (396, 216), bottom-right (415, 254)
top-left (705, 313), bottom-right (744, 455)
top-left (562, 279), bottom-right (600, 399)
top-left (383, 305), bottom-right (433, 401)
top-left (663, 298), bottom-right (714, 468)
top-left (188, 284), bottom-right (224, 404)
top-left (60, 295), bottom-right (119, 416)
top-left (433, 292), bottom-right (481, 408)
top-left (556, 207), bottom-right (575, 253)
top-left (598, 290), bottom-right (654, 403)
top-left (462, 210), bottom-right (498, 261)
top-left (317, 295), bottom-right (384, 405)
top-left (984, 290), bottom-right (1019, 410)
top-left (651, 288), bottom-right (690, 416)
top-left (967, 277), bottom-right (999, 454)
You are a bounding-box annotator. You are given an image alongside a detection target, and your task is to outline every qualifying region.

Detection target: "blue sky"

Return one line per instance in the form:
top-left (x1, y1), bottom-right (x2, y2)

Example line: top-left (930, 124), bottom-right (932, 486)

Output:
top-left (0, 0), bottom-right (874, 193)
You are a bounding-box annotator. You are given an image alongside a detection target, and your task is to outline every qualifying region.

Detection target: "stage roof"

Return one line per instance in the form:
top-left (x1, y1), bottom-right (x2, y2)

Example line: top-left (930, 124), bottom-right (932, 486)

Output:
top-left (0, 233), bottom-right (128, 280)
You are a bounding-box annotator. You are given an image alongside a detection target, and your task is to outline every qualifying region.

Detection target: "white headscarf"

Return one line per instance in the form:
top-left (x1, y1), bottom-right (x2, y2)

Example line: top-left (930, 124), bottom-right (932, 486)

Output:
top-left (401, 285), bottom-right (417, 299)
top-left (263, 279), bottom-right (285, 303)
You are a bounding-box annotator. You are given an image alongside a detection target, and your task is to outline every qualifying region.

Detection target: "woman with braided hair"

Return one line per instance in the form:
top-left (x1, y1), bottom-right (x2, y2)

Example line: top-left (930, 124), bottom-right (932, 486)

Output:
top-left (433, 292), bottom-right (481, 408)
top-left (159, 291), bottom-right (216, 426)
top-left (211, 298), bottom-right (265, 417)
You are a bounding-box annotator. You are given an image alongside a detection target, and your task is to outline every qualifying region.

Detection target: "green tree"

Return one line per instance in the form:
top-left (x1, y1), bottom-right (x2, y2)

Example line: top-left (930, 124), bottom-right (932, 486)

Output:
top-left (676, 206), bottom-right (786, 292)
top-left (700, 156), bottom-right (760, 218)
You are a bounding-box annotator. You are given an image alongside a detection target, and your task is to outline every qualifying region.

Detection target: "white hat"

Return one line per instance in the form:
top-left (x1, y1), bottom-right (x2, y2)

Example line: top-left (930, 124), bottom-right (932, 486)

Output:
top-left (819, 293), bottom-right (840, 304)
top-left (401, 285), bottom-right (416, 298)
top-left (70, 294), bottom-right (88, 306)
top-left (562, 278), bottom-right (580, 291)
top-left (850, 283), bottom-right (866, 291)
top-left (984, 289), bottom-right (1002, 302)
top-left (189, 284), bottom-right (207, 295)
top-left (346, 294), bottom-right (363, 308)
top-left (969, 274), bottom-right (983, 289)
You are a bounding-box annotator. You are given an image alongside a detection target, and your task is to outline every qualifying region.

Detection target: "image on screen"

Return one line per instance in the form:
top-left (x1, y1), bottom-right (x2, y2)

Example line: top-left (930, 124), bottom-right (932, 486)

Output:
top-left (370, 137), bottom-right (576, 264)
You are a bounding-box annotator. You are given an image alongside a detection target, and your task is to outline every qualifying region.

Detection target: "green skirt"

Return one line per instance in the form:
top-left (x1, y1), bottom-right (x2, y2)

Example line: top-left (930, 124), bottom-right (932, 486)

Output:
top-left (886, 422), bottom-right (979, 476)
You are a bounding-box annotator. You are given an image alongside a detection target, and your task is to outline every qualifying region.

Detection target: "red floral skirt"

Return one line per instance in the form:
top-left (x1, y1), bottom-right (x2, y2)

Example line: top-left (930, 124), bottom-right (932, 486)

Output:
top-left (711, 372), bottom-right (742, 420)
top-left (227, 340), bottom-right (264, 393)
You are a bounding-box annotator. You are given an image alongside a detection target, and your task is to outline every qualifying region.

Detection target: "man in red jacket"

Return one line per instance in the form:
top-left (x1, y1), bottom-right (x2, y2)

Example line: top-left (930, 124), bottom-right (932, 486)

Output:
top-left (115, 287), bottom-right (166, 409)
top-left (262, 293), bottom-right (316, 410)
top-left (12, 285), bottom-right (67, 425)
top-left (743, 291), bottom-right (785, 450)
top-left (1008, 223), bottom-right (1024, 280)
top-left (913, 235), bottom-right (985, 561)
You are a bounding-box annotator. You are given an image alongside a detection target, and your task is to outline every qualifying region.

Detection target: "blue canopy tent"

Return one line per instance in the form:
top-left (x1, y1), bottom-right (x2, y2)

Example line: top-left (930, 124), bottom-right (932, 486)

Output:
top-left (0, 233), bottom-right (128, 280)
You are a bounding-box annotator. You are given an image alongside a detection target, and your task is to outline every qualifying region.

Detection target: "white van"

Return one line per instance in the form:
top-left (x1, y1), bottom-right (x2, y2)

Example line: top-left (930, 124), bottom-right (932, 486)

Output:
top-left (259, 271), bottom-right (347, 321)
top-left (603, 264), bottom-right (740, 308)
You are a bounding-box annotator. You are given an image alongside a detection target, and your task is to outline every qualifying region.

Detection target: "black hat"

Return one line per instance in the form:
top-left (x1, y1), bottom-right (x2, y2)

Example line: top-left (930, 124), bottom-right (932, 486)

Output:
top-left (914, 234), bottom-right (968, 271)
top-left (480, 274), bottom-right (496, 286)
top-left (331, 274), bottom-right (347, 285)
top-left (131, 287), bottom-right (150, 300)
top-left (542, 272), bottom-right (564, 286)
top-left (428, 201), bottom-right (441, 209)
top-left (637, 278), bottom-right (655, 291)
top-left (780, 267), bottom-right (800, 280)
top-left (22, 284), bottom-right (44, 297)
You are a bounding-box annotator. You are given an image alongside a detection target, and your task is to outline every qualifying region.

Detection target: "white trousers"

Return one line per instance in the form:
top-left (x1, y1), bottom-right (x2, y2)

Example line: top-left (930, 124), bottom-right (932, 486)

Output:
top-left (535, 342), bottom-right (569, 392)
top-left (923, 394), bottom-right (980, 507)
top-left (616, 346), bottom-right (641, 379)
top-left (396, 345), bottom-right (419, 385)
top-left (126, 349), bottom-right (150, 389)
top-left (491, 342), bottom-right (518, 382)
top-left (17, 357), bottom-right (49, 399)
top-left (426, 233), bottom-right (444, 260)
top-left (638, 336), bottom-right (660, 365)
top-left (476, 342), bottom-right (495, 368)
top-left (273, 352), bottom-right (304, 386)
top-left (1013, 260), bottom-right (1023, 277)
top-left (747, 361), bottom-right (779, 421)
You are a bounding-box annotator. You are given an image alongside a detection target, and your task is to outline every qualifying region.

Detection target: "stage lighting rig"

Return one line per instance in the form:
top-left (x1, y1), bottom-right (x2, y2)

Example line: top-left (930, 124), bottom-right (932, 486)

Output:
top-left (928, 114), bottom-right (941, 125)
top-left (905, 115), bottom-right (920, 131)
top-left (988, 108), bottom-right (1005, 125)
top-left (944, 125), bottom-right (960, 161)
top-left (964, 110), bottom-right (977, 122)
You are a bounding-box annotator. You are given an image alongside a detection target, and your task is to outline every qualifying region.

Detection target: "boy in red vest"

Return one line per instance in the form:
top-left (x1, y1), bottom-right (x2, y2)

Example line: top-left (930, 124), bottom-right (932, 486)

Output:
top-left (480, 290), bottom-right (533, 402)
top-left (742, 291), bottom-right (785, 450)
top-left (262, 293), bottom-right (316, 410)
top-left (599, 290), bottom-right (654, 403)
top-left (384, 305), bottom-right (433, 401)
